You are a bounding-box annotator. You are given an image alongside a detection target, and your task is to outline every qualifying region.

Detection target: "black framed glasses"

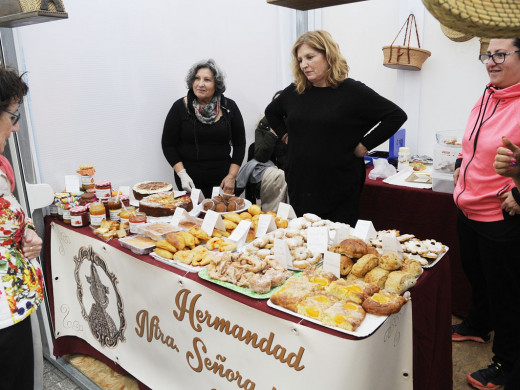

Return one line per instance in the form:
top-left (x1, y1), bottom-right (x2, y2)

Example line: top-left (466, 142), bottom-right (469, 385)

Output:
top-left (1, 109), bottom-right (20, 125)
top-left (479, 50), bottom-right (520, 64)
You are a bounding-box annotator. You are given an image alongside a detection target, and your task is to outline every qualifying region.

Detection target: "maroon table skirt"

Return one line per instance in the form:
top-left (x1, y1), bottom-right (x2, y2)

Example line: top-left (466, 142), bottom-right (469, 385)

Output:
top-left (44, 217), bottom-right (452, 390)
top-left (360, 167), bottom-right (471, 318)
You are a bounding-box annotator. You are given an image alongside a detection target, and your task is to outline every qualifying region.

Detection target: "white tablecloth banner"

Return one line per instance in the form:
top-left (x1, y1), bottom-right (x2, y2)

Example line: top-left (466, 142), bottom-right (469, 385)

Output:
top-left (50, 222), bottom-right (413, 390)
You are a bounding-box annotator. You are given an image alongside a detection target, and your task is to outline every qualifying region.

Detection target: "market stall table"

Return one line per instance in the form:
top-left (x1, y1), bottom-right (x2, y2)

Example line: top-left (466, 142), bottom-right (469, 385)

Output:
top-left (360, 166), bottom-right (470, 318)
top-left (43, 217), bottom-right (452, 390)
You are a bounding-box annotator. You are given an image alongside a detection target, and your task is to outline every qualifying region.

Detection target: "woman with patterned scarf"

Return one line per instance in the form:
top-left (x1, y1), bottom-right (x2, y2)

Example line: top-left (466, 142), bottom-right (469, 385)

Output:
top-left (0, 67), bottom-right (44, 390)
top-left (162, 59), bottom-right (246, 198)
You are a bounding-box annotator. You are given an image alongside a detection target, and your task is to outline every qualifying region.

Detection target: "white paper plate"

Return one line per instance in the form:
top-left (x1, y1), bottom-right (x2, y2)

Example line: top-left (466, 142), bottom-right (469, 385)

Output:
top-left (266, 299), bottom-right (390, 338)
top-left (383, 169), bottom-right (433, 189)
top-left (197, 198), bottom-right (252, 215)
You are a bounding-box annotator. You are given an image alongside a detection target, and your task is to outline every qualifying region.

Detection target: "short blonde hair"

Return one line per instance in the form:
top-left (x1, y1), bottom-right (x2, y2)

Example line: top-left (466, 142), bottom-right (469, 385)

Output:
top-left (291, 30), bottom-right (349, 94)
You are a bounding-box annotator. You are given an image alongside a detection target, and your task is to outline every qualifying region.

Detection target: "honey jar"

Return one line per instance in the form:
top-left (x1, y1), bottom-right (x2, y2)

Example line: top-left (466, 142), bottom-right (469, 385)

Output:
top-left (107, 197), bottom-right (122, 221)
top-left (119, 206), bottom-right (135, 229)
top-left (89, 202), bottom-right (106, 227)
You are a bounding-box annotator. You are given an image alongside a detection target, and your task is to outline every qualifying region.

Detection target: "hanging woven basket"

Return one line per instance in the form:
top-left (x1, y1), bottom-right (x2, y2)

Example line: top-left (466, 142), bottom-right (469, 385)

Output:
top-left (440, 23), bottom-right (472, 43)
top-left (383, 14), bottom-right (431, 71)
top-left (422, 0), bottom-right (520, 38)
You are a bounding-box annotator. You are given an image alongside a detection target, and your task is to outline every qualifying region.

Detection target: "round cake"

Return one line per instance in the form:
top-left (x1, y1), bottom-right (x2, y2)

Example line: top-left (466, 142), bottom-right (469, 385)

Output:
top-left (139, 192), bottom-right (193, 217)
top-left (132, 181), bottom-right (173, 201)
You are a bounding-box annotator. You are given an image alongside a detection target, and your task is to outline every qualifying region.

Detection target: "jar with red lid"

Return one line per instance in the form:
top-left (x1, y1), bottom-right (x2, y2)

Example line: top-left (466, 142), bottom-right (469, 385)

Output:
top-left (95, 180), bottom-right (112, 201)
top-left (129, 211), bottom-right (146, 234)
top-left (70, 205), bottom-right (89, 227)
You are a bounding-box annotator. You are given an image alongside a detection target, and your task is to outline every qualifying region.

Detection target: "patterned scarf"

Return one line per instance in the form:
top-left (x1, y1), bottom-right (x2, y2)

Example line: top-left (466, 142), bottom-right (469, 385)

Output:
top-left (192, 94), bottom-right (221, 124)
top-left (0, 155), bottom-right (15, 192)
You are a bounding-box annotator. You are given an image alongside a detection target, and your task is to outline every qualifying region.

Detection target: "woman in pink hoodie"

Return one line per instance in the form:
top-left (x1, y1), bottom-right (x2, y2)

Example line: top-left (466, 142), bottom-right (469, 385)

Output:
top-left (452, 38), bottom-right (520, 390)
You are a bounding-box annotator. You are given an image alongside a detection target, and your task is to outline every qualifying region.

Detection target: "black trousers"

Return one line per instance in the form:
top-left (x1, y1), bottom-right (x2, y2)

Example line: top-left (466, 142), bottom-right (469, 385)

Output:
top-left (457, 211), bottom-right (520, 372)
top-left (0, 316), bottom-right (34, 390)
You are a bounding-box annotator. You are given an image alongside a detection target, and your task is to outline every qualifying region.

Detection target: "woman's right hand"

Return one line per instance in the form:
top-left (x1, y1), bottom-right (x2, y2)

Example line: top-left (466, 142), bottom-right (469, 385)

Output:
top-left (178, 169), bottom-right (195, 192)
top-left (453, 168), bottom-right (460, 186)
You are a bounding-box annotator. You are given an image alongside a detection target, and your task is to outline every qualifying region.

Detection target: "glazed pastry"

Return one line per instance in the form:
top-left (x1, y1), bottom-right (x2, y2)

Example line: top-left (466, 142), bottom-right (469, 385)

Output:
top-left (362, 290), bottom-right (407, 316)
top-left (321, 300), bottom-right (366, 332)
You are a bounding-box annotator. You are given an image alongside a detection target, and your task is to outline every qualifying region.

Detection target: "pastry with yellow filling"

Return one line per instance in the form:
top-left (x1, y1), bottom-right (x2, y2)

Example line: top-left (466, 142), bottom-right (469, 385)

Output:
top-left (270, 278), bottom-right (318, 312)
top-left (362, 290), bottom-right (407, 316)
top-left (296, 293), bottom-right (339, 320)
top-left (325, 279), bottom-right (379, 304)
top-left (321, 301), bottom-right (366, 331)
top-left (301, 265), bottom-right (338, 287)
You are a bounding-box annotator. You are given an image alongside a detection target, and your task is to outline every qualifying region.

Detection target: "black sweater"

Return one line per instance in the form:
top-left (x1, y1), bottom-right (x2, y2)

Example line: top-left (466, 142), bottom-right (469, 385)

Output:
top-left (265, 79), bottom-right (407, 223)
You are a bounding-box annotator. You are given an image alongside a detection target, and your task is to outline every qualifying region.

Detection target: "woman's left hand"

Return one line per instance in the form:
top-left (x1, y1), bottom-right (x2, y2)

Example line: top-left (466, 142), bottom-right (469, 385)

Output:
top-left (220, 174), bottom-right (236, 195)
top-left (23, 228), bottom-right (42, 260)
top-left (499, 191), bottom-right (520, 216)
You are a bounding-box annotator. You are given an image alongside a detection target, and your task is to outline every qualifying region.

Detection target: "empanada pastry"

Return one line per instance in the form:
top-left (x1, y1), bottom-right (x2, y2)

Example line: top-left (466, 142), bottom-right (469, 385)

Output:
top-left (351, 254), bottom-right (379, 277)
top-left (362, 290), bottom-right (407, 316)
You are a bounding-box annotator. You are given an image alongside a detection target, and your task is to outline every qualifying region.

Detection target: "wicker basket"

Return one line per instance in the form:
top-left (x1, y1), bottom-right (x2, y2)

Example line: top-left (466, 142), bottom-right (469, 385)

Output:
top-left (440, 23), bottom-right (472, 43)
top-left (383, 14), bottom-right (431, 71)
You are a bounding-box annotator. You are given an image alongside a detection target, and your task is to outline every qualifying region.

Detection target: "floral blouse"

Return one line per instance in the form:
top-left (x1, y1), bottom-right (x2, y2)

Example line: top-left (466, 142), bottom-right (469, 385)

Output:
top-left (0, 173), bottom-right (43, 329)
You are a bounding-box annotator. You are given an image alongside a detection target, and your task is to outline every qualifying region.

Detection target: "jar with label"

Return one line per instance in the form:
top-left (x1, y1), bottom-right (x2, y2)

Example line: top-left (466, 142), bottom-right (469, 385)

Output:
top-left (397, 147), bottom-right (411, 172)
top-left (49, 202), bottom-right (58, 218)
top-left (89, 202), bottom-right (106, 227)
top-left (107, 197), bottom-right (122, 221)
top-left (129, 211), bottom-right (146, 234)
top-left (70, 205), bottom-right (89, 227)
top-left (77, 164), bottom-right (96, 190)
top-left (62, 204), bottom-right (72, 224)
top-left (95, 180), bottom-right (112, 201)
top-left (119, 206), bottom-right (135, 229)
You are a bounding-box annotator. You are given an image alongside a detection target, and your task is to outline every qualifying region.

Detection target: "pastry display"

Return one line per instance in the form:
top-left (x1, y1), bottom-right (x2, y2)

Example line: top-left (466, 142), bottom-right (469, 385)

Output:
top-left (139, 192), bottom-right (193, 217)
top-left (132, 181), bottom-right (173, 201)
top-left (206, 252), bottom-right (293, 294)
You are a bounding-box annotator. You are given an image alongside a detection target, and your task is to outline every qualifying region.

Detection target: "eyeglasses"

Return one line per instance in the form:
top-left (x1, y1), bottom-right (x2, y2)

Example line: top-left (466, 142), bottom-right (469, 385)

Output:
top-left (1, 109), bottom-right (20, 126)
top-left (479, 50), bottom-right (520, 64)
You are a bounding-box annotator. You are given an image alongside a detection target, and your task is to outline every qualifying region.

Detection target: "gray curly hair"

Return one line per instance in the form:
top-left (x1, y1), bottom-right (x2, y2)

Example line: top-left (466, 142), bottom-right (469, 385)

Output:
top-left (185, 59), bottom-right (226, 95)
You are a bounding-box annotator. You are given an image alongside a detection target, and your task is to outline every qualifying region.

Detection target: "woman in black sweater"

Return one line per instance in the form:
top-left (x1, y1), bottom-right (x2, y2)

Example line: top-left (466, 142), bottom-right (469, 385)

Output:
top-left (265, 30), bottom-right (407, 225)
top-left (162, 59), bottom-right (246, 197)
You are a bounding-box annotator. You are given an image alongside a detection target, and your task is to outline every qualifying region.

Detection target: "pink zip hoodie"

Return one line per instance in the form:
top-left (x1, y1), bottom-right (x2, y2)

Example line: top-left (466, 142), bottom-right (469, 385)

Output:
top-left (453, 82), bottom-right (520, 222)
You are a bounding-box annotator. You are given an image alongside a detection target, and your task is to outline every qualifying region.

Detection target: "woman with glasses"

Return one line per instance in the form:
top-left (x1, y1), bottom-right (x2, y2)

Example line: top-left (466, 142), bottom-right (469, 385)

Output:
top-left (265, 30), bottom-right (407, 225)
top-left (451, 38), bottom-right (520, 390)
top-left (0, 67), bottom-right (44, 390)
top-left (162, 59), bottom-right (246, 198)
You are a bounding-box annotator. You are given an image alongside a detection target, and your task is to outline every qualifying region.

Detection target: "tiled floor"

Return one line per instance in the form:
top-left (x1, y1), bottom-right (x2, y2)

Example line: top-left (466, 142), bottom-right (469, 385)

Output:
top-left (43, 316), bottom-right (495, 390)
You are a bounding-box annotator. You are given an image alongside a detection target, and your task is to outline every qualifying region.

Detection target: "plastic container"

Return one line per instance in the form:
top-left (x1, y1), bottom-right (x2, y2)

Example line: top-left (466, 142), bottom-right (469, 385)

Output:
top-left (397, 147), bottom-right (411, 172)
top-left (433, 131), bottom-right (463, 173)
top-left (431, 171), bottom-right (455, 193)
top-left (119, 235), bottom-right (156, 255)
top-left (136, 223), bottom-right (180, 241)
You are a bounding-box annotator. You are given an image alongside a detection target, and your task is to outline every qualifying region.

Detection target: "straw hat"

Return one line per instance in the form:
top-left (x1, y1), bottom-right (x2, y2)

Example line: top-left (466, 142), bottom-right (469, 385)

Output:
top-left (440, 23), bottom-right (472, 42)
top-left (422, 0), bottom-right (520, 38)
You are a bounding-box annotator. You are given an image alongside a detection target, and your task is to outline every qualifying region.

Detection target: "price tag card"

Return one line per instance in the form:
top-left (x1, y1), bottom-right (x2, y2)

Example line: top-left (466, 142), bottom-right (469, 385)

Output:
top-left (276, 202), bottom-right (297, 220)
top-left (228, 220), bottom-right (252, 247)
top-left (170, 207), bottom-right (188, 227)
top-left (331, 223), bottom-right (350, 246)
top-left (306, 226), bottom-right (329, 254)
top-left (190, 188), bottom-right (204, 207)
top-left (211, 186), bottom-right (221, 199)
top-left (381, 234), bottom-right (403, 258)
top-left (118, 186), bottom-right (130, 196)
top-left (273, 238), bottom-right (291, 269)
top-left (65, 175), bottom-right (80, 193)
top-left (201, 210), bottom-right (225, 236)
top-left (322, 251), bottom-right (341, 279)
top-left (255, 214), bottom-right (276, 237)
top-left (352, 220), bottom-right (377, 241)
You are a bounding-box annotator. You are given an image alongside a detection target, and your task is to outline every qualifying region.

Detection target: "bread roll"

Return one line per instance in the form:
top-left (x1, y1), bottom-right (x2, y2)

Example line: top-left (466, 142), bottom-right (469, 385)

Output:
top-left (401, 259), bottom-right (423, 278)
top-left (340, 255), bottom-right (354, 276)
top-left (378, 253), bottom-right (403, 271)
top-left (384, 270), bottom-right (416, 294)
top-left (351, 254), bottom-right (379, 277)
top-left (364, 267), bottom-right (390, 289)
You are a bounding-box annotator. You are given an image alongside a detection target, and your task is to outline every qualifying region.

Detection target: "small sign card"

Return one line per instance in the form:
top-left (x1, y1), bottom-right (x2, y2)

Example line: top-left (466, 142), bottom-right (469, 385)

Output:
top-left (273, 238), bottom-right (291, 269)
top-left (322, 251), bottom-right (341, 279)
top-left (352, 220), bottom-right (377, 241)
top-left (381, 234), bottom-right (403, 258)
top-left (306, 226), bottom-right (329, 254)
top-left (118, 186), bottom-right (130, 197)
top-left (170, 207), bottom-right (188, 227)
top-left (190, 188), bottom-right (204, 207)
top-left (65, 175), bottom-right (80, 193)
top-left (228, 220), bottom-right (252, 247)
top-left (276, 202), bottom-right (297, 220)
top-left (255, 214), bottom-right (277, 237)
top-left (201, 209), bottom-right (226, 236)
top-left (331, 223), bottom-right (350, 246)
top-left (211, 186), bottom-right (221, 199)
